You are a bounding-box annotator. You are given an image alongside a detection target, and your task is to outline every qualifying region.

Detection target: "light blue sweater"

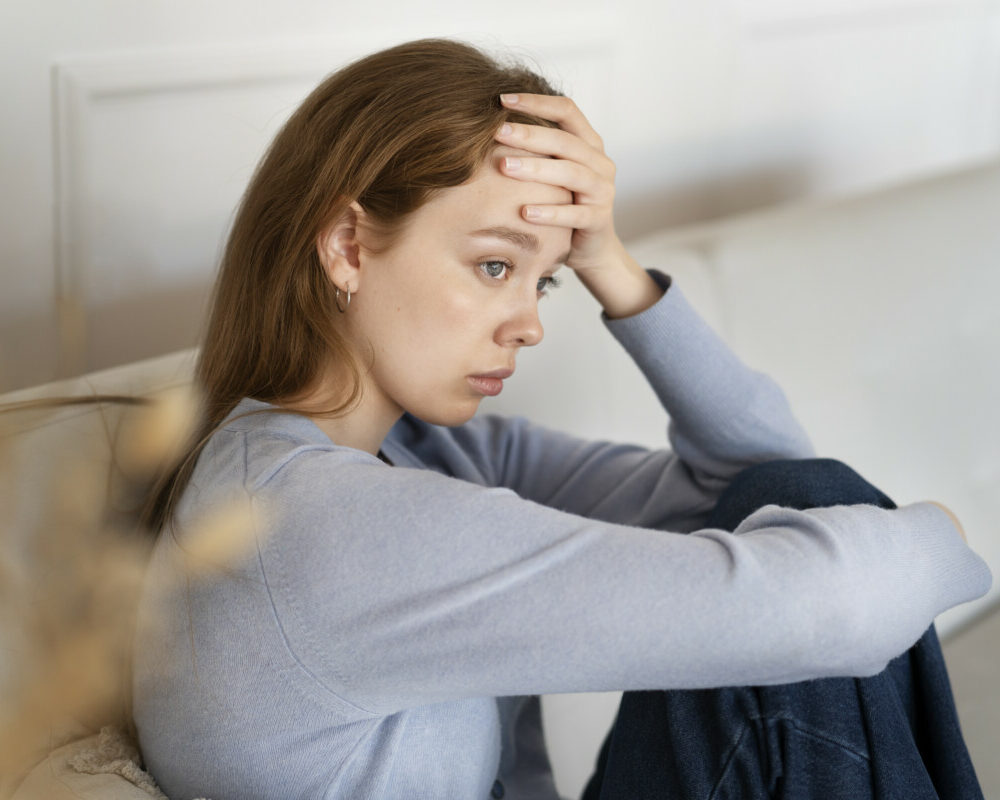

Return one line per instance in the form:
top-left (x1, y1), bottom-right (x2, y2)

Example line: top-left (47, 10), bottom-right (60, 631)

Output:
top-left (133, 277), bottom-right (991, 800)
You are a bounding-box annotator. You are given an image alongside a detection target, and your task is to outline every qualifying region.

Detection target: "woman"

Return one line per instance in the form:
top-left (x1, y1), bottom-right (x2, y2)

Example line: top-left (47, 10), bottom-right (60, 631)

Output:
top-left (132, 39), bottom-right (991, 799)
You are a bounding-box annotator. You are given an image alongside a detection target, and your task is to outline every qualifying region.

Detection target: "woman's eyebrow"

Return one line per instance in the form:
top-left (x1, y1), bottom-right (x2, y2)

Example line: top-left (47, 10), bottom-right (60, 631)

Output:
top-left (469, 226), bottom-right (571, 264)
top-left (469, 226), bottom-right (540, 253)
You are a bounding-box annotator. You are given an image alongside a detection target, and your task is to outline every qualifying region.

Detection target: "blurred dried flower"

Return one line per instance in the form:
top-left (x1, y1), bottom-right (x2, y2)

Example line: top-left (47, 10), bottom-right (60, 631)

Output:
top-left (0, 383), bottom-right (256, 797)
top-left (178, 501), bottom-right (261, 577)
top-left (118, 385), bottom-right (202, 475)
top-left (0, 440), bottom-right (148, 790)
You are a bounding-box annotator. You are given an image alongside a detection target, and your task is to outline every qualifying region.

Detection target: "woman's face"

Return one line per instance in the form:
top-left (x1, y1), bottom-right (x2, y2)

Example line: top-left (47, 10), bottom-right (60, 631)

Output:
top-left (346, 146), bottom-right (573, 428)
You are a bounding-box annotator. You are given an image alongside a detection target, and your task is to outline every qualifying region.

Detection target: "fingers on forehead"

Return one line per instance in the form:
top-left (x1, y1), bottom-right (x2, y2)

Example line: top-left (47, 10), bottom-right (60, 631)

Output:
top-left (505, 122), bottom-right (579, 157)
top-left (504, 94), bottom-right (602, 151)
top-left (505, 92), bottom-right (574, 115)
top-left (505, 94), bottom-right (582, 128)
top-left (499, 123), bottom-right (613, 180)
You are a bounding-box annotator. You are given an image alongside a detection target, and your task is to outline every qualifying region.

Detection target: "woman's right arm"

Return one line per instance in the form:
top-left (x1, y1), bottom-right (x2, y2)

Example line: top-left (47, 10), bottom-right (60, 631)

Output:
top-left (249, 440), bottom-right (990, 716)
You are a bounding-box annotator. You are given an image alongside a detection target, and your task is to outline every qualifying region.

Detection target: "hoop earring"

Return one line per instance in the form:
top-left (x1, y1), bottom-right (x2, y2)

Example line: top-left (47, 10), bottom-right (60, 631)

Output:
top-left (335, 285), bottom-right (351, 313)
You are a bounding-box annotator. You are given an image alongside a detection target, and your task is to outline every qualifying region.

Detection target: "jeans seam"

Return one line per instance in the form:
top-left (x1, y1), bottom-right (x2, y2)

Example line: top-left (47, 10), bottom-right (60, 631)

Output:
top-left (750, 713), bottom-right (871, 764)
top-left (706, 723), bottom-right (751, 800)
top-left (705, 714), bottom-right (872, 800)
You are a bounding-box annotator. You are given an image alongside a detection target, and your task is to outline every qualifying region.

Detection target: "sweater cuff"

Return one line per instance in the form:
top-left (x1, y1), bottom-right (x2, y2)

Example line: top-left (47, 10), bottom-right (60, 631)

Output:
top-left (600, 268), bottom-right (672, 325)
top-left (904, 501), bottom-right (993, 607)
top-left (601, 268), bottom-right (699, 352)
top-left (601, 268), bottom-right (745, 397)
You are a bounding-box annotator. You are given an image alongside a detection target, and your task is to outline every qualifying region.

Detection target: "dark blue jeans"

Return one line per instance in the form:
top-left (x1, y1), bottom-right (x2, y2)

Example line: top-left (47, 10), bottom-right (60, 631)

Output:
top-left (581, 459), bottom-right (983, 800)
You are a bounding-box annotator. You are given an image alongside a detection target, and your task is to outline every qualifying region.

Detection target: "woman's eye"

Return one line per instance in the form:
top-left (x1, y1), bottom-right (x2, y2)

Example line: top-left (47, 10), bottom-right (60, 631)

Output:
top-left (537, 275), bottom-right (562, 294)
top-left (479, 260), bottom-right (509, 280)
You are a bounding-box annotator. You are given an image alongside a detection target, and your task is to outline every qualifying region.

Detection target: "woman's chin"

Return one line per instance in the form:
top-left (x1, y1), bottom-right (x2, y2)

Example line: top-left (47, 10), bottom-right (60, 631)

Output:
top-left (408, 398), bottom-right (482, 428)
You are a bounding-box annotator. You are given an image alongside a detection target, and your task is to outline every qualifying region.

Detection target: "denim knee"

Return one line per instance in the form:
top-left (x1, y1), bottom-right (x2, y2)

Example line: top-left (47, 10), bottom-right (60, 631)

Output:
top-left (706, 458), bottom-right (895, 532)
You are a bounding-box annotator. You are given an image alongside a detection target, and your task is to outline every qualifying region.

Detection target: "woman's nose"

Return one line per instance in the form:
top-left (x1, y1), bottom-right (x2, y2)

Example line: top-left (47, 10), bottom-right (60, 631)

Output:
top-left (496, 298), bottom-right (544, 348)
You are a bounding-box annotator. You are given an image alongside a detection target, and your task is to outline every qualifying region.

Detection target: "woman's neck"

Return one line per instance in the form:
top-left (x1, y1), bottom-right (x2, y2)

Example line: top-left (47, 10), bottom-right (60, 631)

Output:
top-left (309, 405), bottom-right (398, 456)
top-left (286, 371), bottom-right (401, 456)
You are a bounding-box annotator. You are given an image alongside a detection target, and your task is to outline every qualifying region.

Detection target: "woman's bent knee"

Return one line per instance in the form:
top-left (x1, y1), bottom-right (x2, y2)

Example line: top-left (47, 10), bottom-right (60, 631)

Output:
top-left (707, 458), bottom-right (895, 531)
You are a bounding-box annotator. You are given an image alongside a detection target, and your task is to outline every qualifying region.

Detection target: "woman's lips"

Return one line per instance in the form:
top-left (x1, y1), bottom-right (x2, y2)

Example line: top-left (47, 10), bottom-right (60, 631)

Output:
top-left (468, 368), bottom-right (514, 397)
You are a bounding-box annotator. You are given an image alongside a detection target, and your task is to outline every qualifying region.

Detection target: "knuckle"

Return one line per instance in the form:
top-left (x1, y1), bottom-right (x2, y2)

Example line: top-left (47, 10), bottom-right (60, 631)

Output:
top-left (584, 172), bottom-right (604, 195)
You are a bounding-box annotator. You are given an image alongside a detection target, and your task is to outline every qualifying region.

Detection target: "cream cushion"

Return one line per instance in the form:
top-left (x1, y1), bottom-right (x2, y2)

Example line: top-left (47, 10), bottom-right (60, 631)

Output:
top-left (11, 727), bottom-right (167, 800)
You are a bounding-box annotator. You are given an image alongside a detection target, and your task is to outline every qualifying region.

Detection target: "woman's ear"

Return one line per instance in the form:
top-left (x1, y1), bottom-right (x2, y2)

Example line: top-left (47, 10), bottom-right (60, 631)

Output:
top-left (316, 201), bottom-right (366, 293)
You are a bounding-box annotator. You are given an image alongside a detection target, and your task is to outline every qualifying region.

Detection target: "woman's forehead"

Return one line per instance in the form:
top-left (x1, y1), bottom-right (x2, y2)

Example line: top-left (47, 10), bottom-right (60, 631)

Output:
top-left (422, 147), bottom-right (572, 226)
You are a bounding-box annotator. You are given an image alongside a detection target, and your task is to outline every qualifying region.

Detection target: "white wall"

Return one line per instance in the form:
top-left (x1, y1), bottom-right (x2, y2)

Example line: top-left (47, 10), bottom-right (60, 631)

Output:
top-left (2, 0), bottom-right (999, 390)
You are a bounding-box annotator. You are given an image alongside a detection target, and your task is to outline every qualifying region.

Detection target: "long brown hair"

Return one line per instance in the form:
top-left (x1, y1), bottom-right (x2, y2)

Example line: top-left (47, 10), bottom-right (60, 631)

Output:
top-left (143, 38), bottom-right (560, 532)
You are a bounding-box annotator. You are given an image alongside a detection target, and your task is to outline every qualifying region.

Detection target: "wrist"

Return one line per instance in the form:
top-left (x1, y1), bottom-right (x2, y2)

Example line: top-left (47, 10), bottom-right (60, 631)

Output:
top-left (573, 240), bottom-right (664, 319)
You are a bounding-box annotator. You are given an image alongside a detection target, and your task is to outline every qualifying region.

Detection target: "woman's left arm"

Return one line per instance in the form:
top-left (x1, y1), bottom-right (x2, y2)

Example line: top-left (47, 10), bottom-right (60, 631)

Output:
top-left (388, 96), bottom-right (814, 526)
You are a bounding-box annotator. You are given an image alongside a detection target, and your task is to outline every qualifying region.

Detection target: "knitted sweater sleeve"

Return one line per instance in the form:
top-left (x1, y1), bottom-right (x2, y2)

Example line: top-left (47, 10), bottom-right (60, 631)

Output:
top-left (254, 446), bottom-right (989, 715)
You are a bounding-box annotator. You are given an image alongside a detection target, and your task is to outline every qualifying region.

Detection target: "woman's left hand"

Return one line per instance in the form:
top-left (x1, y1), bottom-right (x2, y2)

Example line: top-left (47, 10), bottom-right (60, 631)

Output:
top-left (495, 93), bottom-right (662, 318)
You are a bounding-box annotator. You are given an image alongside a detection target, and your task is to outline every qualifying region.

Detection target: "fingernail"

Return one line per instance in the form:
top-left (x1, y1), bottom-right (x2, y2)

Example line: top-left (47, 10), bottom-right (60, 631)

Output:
top-left (498, 123), bottom-right (512, 136)
top-left (504, 156), bottom-right (522, 171)
top-left (500, 93), bottom-right (519, 105)
top-left (523, 206), bottom-right (542, 219)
